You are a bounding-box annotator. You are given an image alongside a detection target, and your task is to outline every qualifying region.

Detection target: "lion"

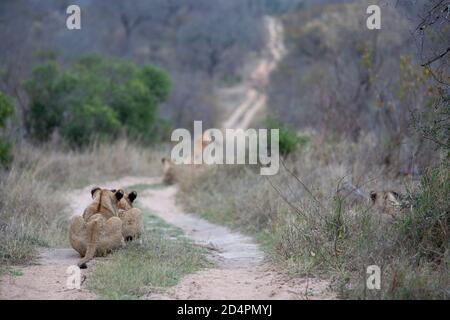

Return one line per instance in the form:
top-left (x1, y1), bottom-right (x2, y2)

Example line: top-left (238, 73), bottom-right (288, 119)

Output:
top-left (162, 157), bottom-right (176, 185)
top-left (370, 190), bottom-right (402, 215)
top-left (82, 187), bottom-right (123, 221)
top-left (69, 188), bottom-right (125, 269)
top-left (117, 191), bottom-right (144, 242)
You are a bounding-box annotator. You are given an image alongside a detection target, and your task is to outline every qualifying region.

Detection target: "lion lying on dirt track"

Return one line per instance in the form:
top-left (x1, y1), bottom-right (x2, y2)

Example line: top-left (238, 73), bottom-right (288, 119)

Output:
top-left (117, 191), bottom-right (144, 242)
top-left (69, 188), bottom-right (125, 269)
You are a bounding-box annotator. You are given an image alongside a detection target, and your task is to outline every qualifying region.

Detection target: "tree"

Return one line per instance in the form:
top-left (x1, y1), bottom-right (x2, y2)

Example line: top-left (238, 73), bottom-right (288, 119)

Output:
top-left (412, 0), bottom-right (450, 154)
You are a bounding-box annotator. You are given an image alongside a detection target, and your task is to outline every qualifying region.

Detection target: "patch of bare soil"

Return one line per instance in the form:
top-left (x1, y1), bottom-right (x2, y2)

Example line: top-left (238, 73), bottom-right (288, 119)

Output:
top-left (0, 248), bottom-right (95, 300)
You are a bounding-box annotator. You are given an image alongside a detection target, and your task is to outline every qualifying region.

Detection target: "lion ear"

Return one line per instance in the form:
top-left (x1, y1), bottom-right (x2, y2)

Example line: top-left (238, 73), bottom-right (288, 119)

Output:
top-left (129, 191), bottom-right (137, 203)
top-left (370, 191), bottom-right (377, 202)
top-left (115, 189), bottom-right (124, 201)
top-left (91, 187), bottom-right (101, 198)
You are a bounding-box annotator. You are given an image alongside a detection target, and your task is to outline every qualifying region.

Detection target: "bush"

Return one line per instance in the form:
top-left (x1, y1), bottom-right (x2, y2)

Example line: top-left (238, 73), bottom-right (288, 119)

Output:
top-left (0, 91), bottom-right (14, 166)
top-left (62, 99), bottom-right (120, 147)
top-left (396, 164), bottom-right (450, 263)
top-left (24, 55), bottom-right (171, 146)
top-left (0, 141), bottom-right (12, 166)
top-left (265, 117), bottom-right (309, 156)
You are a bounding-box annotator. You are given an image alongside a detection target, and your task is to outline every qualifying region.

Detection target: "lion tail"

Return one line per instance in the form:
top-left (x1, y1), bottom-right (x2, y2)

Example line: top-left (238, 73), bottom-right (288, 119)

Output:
top-left (77, 218), bottom-right (101, 269)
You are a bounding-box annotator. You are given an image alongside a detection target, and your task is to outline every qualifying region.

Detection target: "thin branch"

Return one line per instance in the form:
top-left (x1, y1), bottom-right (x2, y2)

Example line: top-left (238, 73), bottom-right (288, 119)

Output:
top-left (264, 175), bottom-right (307, 219)
top-left (421, 46), bottom-right (450, 67)
top-left (280, 158), bottom-right (325, 210)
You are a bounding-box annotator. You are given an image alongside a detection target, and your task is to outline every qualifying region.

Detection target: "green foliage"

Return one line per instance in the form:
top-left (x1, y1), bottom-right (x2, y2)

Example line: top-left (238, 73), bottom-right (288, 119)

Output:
top-left (0, 92), bottom-right (14, 128)
top-left (24, 55), bottom-right (171, 146)
top-left (265, 117), bottom-right (309, 156)
top-left (396, 165), bottom-right (450, 263)
top-left (0, 140), bottom-right (12, 166)
top-left (138, 65), bottom-right (171, 104)
top-left (0, 92), bottom-right (14, 166)
top-left (62, 99), bottom-right (121, 147)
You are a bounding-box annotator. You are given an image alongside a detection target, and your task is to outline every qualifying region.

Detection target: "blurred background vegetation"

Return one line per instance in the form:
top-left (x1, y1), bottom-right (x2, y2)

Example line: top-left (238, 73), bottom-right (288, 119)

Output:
top-left (0, 0), bottom-right (297, 149)
top-left (23, 55), bottom-right (170, 146)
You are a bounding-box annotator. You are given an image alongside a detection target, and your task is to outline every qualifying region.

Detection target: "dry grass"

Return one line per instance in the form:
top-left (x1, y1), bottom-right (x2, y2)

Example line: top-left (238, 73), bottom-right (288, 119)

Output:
top-left (11, 139), bottom-right (169, 188)
top-left (0, 139), bottom-right (169, 269)
top-left (178, 133), bottom-right (449, 299)
top-left (88, 208), bottom-right (208, 299)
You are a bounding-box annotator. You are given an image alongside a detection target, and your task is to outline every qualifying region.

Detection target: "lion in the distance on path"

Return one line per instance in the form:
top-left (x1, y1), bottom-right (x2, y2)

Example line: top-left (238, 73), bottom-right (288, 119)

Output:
top-left (162, 157), bottom-right (176, 185)
top-left (117, 191), bottom-right (144, 242)
top-left (69, 188), bottom-right (125, 269)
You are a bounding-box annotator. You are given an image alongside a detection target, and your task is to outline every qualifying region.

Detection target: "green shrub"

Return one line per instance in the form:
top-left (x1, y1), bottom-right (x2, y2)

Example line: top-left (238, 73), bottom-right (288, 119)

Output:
top-left (0, 140), bottom-right (12, 166)
top-left (396, 164), bottom-right (450, 263)
top-left (0, 91), bottom-right (14, 166)
top-left (23, 62), bottom-right (62, 142)
top-left (62, 99), bottom-right (121, 146)
top-left (265, 117), bottom-right (309, 156)
top-left (24, 55), bottom-right (171, 146)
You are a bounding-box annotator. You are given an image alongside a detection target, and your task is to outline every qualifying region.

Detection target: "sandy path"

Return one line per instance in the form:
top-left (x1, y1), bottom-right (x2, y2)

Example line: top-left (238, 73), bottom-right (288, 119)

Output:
top-left (191, 16), bottom-right (286, 162)
top-left (142, 185), bottom-right (334, 300)
top-left (219, 16), bottom-right (286, 130)
top-left (0, 248), bottom-right (95, 300)
top-left (139, 14), bottom-right (330, 295)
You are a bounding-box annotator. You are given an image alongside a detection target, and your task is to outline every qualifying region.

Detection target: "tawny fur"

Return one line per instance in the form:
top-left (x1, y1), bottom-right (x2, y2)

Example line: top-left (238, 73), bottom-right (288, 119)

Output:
top-left (370, 190), bottom-right (402, 215)
top-left (162, 157), bottom-right (176, 185)
top-left (69, 214), bottom-right (124, 267)
top-left (117, 191), bottom-right (144, 242)
top-left (69, 188), bottom-right (125, 268)
top-left (82, 188), bottom-right (123, 221)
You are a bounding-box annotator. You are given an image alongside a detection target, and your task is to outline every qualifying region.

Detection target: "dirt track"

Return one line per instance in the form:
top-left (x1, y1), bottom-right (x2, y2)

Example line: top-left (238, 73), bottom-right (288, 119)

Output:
top-left (142, 184), bottom-right (334, 300)
top-left (220, 16), bottom-right (286, 130)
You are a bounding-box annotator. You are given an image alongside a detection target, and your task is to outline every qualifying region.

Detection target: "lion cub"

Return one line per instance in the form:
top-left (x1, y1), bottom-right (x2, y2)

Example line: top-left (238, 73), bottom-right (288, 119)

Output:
top-left (162, 157), bottom-right (176, 185)
top-left (82, 187), bottom-right (123, 220)
top-left (370, 190), bottom-right (402, 216)
top-left (117, 191), bottom-right (144, 242)
top-left (69, 188), bottom-right (125, 269)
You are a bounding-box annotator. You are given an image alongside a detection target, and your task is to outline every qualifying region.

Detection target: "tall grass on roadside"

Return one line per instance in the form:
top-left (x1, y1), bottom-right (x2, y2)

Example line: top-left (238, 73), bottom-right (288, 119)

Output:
top-left (12, 139), bottom-right (168, 187)
top-left (0, 139), bottom-right (169, 268)
top-left (88, 210), bottom-right (208, 299)
top-left (0, 163), bottom-right (69, 267)
top-left (178, 133), bottom-right (449, 299)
